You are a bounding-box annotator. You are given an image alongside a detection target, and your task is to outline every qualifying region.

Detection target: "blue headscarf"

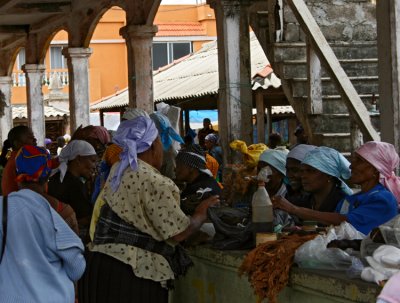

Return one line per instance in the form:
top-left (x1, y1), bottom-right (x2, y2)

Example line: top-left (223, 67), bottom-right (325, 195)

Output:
top-left (259, 149), bottom-right (288, 176)
top-left (110, 117), bottom-right (158, 192)
top-left (150, 112), bottom-right (183, 151)
top-left (302, 146), bottom-right (353, 195)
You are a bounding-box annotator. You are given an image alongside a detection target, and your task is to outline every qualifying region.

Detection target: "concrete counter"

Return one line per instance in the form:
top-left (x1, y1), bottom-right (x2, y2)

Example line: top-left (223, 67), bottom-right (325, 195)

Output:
top-left (170, 245), bottom-right (381, 303)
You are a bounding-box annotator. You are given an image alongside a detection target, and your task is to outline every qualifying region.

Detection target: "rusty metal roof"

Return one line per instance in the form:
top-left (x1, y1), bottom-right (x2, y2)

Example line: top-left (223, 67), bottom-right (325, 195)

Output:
top-left (12, 104), bottom-right (69, 119)
top-left (91, 32), bottom-right (282, 111)
top-left (156, 22), bottom-right (207, 37)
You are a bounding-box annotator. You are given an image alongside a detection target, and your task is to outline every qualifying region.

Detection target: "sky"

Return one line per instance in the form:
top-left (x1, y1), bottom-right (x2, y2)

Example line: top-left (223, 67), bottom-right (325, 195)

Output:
top-left (161, 0), bottom-right (200, 4)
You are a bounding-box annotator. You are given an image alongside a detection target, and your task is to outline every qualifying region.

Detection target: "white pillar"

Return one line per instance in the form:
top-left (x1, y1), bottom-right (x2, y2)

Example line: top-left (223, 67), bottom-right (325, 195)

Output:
top-left (63, 47), bottom-right (92, 132)
top-left (120, 25), bottom-right (157, 114)
top-left (213, 0), bottom-right (253, 164)
top-left (0, 76), bottom-right (13, 146)
top-left (23, 64), bottom-right (46, 146)
top-left (377, 0), bottom-right (400, 150)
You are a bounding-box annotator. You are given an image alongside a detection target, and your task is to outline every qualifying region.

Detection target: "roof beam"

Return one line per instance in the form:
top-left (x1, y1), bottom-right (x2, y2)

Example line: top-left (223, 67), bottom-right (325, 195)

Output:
top-left (0, 25), bottom-right (29, 34)
top-left (0, 0), bottom-right (20, 12)
top-left (8, 2), bottom-right (71, 13)
top-left (0, 35), bottom-right (25, 51)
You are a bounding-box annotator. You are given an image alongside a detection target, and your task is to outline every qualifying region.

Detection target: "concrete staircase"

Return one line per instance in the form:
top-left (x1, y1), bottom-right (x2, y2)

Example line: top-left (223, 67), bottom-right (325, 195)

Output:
top-left (272, 41), bottom-right (380, 153)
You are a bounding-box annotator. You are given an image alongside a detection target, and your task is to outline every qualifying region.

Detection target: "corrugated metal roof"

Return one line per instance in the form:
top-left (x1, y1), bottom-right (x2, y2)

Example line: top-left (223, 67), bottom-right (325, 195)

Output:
top-left (156, 22), bottom-right (207, 37)
top-left (12, 104), bottom-right (69, 119)
top-left (91, 32), bottom-right (282, 111)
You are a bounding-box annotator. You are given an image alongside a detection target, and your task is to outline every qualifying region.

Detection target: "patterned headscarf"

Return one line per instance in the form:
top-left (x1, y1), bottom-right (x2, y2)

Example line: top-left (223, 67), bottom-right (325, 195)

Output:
top-left (176, 144), bottom-right (213, 177)
top-left (88, 126), bottom-right (110, 145)
top-left (150, 112), bottom-right (184, 150)
top-left (58, 140), bottom-right (97, 182)
top-left (259, 149), bottom-right (288, 176)
top-left (15, 145), bottom-right (52, 183)
top-left (110, 117), bottom-right (159, 192)
top-left (356, 141), bottom-right (400, 205)
top-left (302, 146), bottom-right (353, 195)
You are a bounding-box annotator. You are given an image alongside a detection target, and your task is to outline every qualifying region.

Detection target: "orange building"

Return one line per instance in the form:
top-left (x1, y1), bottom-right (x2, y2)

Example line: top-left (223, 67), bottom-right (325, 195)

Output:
top-left (11, 4), bottom-right (216, 108)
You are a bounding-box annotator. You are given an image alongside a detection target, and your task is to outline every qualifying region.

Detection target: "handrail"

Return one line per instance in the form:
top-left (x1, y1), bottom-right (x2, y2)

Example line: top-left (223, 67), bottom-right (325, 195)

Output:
top-left (286, 0), bottom-right (380, 142)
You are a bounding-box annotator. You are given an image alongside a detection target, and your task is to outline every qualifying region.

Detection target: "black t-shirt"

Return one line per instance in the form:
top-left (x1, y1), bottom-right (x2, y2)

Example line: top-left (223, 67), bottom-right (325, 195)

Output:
top-left (48, 171), bottom-right (93, 219)
top-left (180, 173), bottom-right (221, 215)
top-left (286, 185), bottom-right (345, 212)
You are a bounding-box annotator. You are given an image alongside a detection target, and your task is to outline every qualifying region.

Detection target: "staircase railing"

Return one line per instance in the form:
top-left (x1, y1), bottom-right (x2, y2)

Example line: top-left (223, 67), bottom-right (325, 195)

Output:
top-left (283, 0), bottom-right (380, 142)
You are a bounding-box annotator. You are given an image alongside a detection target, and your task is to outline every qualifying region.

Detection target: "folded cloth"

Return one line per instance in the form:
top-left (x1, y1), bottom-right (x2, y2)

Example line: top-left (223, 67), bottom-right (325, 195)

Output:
top-left (93, 203), bottom-right (193, 283)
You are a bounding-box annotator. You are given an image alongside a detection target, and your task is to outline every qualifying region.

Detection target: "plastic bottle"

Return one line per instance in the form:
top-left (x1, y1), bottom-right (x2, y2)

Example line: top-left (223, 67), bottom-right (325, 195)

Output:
top-left (252, 181), bottom-right (274, 241)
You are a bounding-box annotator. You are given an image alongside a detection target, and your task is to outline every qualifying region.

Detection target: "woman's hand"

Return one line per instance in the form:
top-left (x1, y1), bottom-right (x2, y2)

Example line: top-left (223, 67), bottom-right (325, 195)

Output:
top-left (195, 195), bottom-right (220, 219)
top-left (271, 195), bottom-right (298, 214)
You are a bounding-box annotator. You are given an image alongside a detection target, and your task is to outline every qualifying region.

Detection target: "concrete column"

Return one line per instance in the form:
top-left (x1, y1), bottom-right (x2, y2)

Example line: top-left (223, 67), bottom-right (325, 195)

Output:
top-left (63, 47), bottom-right (92, 132)
top-left (120, 25), bottom-right (157, 114)
top-left (377, 1), bottom-right (400, 150)
top-left (213, 0), bottom-right (253, 164)
top-left (0, 76), bottom-right (13, 146)
top-left (23, 64), bottom-right (46, 146)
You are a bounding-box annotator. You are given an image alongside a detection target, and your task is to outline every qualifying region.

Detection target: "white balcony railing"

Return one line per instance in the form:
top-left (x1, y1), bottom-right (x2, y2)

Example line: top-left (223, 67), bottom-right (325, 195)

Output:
top-left (12, 70), bottom-right (69, 87)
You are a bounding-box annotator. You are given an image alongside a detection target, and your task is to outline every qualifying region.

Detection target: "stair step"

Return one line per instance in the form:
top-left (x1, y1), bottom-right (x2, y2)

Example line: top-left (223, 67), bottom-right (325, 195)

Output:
top-left (294, 94), bottom-right (380, 114)
top-left (309, 113), bottom-right (380, 133)
top-left (281, 58), bottom-right (379, 78)
top-left (313, 133), bottom-right (351, 152)
top-left (291, 76), bottom-right (379, 97)
top-left (273, 42), bottom-right (378, 62)
top-left (324, 94), bottom-right (379, 114)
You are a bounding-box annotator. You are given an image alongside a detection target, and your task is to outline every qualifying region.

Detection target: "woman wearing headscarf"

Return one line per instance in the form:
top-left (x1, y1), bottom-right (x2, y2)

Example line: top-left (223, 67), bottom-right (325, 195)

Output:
top-left (0, 146), bottom-right (85, 303)
top-left (175, 144), bottom-right (222, 215)
top-left (1, 125), bottom-right (37, 195)
top-left (204, 133), bottom-right (223, 181)
top-left (48, 140), bottom-right (97, 241)
top-left (285, 144), bottom-right (317, 208)
top-left (80, 117), bottom-right (219, 303)
top-left (272, 142), bottom-right (399, 235)
top-left (258, 149), bottom-right (288, 197)
top-left (150, 111), bottom-right (184, 179)
top-left (286, 146), bottom-right (352, 213)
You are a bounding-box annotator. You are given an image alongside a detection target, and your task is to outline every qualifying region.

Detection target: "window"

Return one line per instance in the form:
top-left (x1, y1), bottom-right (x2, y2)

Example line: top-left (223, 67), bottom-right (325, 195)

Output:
top-left (50, 46), bottom-right (67, 69)
top-left (152, 42), bottom-right (192, 70)
top-left (16, 48), bottom-right (25, 70)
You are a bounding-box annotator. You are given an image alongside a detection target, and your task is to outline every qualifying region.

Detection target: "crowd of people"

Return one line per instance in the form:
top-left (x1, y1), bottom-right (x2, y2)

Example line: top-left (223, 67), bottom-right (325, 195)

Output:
top-left (0, 111), bottom-right (399, 303)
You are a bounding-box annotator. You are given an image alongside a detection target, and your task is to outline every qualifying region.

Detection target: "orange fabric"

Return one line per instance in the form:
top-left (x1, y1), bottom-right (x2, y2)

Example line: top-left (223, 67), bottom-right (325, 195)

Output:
top-left (103, 144), bottom-right (122, 166)
top-left (206, 153), bottom-right (219, 179)
top-left (1, 151), bottom-right (18, 196)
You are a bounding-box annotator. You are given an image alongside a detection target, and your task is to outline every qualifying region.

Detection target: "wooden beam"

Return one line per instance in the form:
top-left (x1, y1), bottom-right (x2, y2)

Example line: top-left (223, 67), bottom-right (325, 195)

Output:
top-left (256, 91), bottom-right (266, 143)
top-left (266, 105), bottom-right (273, 142)
top-left (0, 25), bottom-right (29, 34)
top-left (306, 39), bottom-right (322, 114)
top-left (0, 0), bottom-right (19, 13)
top-left (287, 0), bottom-right (380, 142)
top-left (0, 35), bottom-right (26, 52)
top-left (12, 2), bottom-right (71, 13)
top-left (184, 110), bottom-right (190, 134)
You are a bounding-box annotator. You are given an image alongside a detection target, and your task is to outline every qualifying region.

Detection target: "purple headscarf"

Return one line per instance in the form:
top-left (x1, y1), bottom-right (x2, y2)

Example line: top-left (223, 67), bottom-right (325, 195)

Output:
top-left (110, 117), bottom-right (158, 192)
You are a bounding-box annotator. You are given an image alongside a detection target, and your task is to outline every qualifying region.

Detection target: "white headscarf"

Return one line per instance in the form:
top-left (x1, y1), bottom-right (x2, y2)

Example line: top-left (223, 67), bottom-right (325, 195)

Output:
top-left (58, 140), bottom-right (97, 182)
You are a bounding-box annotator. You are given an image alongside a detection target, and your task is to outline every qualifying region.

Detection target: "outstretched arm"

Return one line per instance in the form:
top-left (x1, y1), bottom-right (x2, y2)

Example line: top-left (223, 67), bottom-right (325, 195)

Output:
top-left (272, 195), bottom-right (347, 226)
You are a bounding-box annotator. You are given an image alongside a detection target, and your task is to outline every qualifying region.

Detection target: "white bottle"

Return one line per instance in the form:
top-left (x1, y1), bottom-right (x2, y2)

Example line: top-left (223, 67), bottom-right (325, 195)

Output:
top-left (252, 181), bottom-right (274, 235)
